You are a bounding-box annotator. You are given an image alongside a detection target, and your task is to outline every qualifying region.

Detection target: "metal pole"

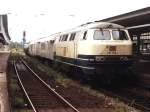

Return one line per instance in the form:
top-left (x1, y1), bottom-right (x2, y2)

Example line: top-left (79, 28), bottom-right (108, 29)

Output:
top-left (137, 34), bottom-right (141, 55)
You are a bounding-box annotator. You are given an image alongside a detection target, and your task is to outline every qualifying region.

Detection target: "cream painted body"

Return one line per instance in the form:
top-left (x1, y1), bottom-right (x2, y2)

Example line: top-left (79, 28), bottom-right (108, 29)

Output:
top-left (28, 44), bottom-right (36, 56)
top-left (28, 37), bottom-right (55, 60)
top-left (54, 29), bottom-right (132, 59)
top-left (40, 42), bottom-right (53, 59)
top-left (54, 32), bottom-right (82, 58)
top-left (28, 22), bottom-right (133, 63)
top-left (37, 41), bottom-right (54, 60)
top-left (77, 41), bottom-right (132, 56)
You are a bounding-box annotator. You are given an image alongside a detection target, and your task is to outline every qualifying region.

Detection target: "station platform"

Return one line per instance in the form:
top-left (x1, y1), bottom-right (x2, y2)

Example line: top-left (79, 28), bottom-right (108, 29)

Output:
top-left (0, 52), bottom-right (10, 112)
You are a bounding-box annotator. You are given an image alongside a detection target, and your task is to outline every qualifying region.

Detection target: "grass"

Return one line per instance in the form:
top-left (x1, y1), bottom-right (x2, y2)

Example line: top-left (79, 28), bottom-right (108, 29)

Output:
top-left (56, 77), bottom-right (73, 88)
top-left (14, 97), bottom-right (25, 107)
top-left (81, 85), bottom-right (106, 98)
top-left (25, 56), bottom-right (73, 88)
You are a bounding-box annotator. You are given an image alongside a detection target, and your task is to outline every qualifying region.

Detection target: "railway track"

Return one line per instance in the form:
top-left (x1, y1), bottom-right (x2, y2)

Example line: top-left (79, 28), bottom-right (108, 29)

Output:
top-left (13, 57), bottom-right (150, 112)
top-left (13, 59), bottom-right (80, 112)
top-left (98, 85), bottom-right (150, 112)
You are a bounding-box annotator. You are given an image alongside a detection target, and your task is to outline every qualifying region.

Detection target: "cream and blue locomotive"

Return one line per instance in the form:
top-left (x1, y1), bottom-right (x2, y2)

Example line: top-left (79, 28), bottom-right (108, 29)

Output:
top-left (28, 22), bottom-right (133, 82)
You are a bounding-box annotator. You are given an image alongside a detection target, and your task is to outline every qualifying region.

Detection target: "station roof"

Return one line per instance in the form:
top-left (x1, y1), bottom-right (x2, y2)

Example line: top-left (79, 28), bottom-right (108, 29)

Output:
top-left (98, 7), bottom-right (150, 35)
top-left (3, 15), bottom-right (10, 40)
top-left (0, 15), bottom-right (11, 44)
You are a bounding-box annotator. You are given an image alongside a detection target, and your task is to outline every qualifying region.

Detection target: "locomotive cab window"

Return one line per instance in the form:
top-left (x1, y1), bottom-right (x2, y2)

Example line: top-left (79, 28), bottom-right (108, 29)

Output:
top-left (112, 30), bottom-right (128, 40)
top-left (83, 31), bottom-right (87, 40)
top-left (93, 30), bottom-right (111, 40)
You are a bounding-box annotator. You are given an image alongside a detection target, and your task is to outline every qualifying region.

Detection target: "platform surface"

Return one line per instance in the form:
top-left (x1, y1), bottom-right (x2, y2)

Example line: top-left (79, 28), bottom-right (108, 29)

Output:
top-left (0, 53), bottom-right (10, 112)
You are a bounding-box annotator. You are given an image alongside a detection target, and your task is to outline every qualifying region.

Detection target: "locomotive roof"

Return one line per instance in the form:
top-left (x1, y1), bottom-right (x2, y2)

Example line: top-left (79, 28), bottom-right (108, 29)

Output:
top-left (61, 22), bottom-right (125, 34)
top-left (29, 22), bottom-right (125, 45)
top-left (29, 33), bottom-right (58, 44)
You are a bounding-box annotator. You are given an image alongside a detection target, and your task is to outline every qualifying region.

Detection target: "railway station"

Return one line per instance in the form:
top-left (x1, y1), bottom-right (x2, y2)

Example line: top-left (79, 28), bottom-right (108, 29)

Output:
top-left (1, 6), bottom-right (150, 112)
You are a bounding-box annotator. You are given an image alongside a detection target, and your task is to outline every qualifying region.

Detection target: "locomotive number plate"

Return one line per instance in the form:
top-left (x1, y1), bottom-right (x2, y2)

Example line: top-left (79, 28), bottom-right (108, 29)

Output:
top-left (108, 46), bottom-right (117, 54)
top-left (109, 46), bottom-right (116, 51)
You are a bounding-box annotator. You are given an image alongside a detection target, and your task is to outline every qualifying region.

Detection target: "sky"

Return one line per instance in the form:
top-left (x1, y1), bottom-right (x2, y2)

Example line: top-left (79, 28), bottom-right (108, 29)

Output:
top-left (0, 0), bottom-right (150, 42)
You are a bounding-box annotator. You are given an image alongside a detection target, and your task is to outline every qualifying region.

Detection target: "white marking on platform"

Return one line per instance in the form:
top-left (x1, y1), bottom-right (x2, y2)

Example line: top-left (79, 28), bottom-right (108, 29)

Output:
top-left (139, 59), bottom-right (150, 63)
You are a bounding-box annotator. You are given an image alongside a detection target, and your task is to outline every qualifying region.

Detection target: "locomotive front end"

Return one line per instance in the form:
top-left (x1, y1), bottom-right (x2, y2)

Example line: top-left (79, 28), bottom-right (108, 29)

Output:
top-left (77, 28), bottom-right (133, 76)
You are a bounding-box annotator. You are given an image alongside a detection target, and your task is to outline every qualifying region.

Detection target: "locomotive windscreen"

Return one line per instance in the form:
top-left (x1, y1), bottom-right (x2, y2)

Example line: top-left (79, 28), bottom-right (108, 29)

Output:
top-left (93, 30), bottom-right (111, 40)
top-left (112, 30), bottom-right (129, 40)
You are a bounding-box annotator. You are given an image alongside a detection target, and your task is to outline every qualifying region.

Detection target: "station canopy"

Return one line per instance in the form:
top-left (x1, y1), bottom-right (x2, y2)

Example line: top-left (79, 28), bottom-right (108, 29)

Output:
top-left (98, 7), bottom-right (150, 35)
top-left (0, 15), bottom-right (10, 44)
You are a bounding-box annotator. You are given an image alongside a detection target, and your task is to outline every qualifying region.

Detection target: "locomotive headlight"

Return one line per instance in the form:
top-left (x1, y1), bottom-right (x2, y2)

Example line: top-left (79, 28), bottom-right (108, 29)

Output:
top-left (120, 56), bottom-right (128, 61)
top-left (89, 59), bottom-right (94, 62)
top-left (95, 56), bottom-right (105, 61)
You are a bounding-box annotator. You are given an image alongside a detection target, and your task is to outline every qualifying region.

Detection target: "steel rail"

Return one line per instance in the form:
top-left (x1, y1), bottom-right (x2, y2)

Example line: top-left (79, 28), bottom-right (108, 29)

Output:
top-left (13, 61), bottom-right (38, 112)
top-left (98, 88), bottom-right (150, 112)
top-left (21, 59), bottom-right (80, 112)
top-left (113, 92), bottom-right (150, 112)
